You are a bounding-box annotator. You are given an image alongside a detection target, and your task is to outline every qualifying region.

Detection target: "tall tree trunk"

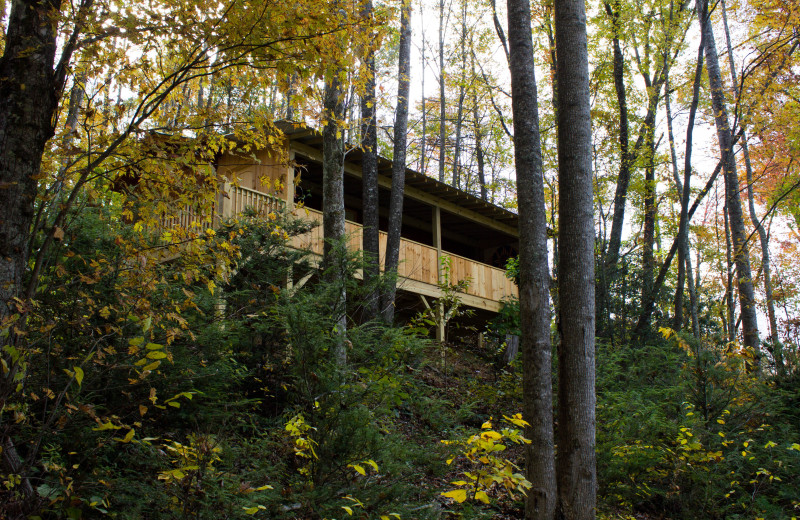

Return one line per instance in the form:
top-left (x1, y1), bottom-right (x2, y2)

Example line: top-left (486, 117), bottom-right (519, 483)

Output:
top-left (472, 94), bottom-right (488, 201)
top-left (452, 0), bottom-right (467, 190)
top-left (0, 0), bottom-right (88, 512)
top-left (602, 0), bottom-right (631, 272)
top-left (666, 75), bottom-right (700, 337)
top-left (322, 72), bottom-right (348, 364)
top-left (0, 0), bottom-right (66, 321)
top-left (642, 127), bottom-right (657, 323)
top-left (723, 202), bottom-right (737, 343)
top-left (438, 0), bottom-right (447, 183)
top-left (453, 84), bottom-right (465, 189)
top-left (698, 0), bottom-right (760, 351)
top-left (554, 0), bottom-right (596, 517)
top-left (720, 0), bottom-right (781, 369)
top-left (420, 8), bottom-right (427, 175)
top-left (673, 26), bottom-right (706, 332)
top-left (637, 25), bottom-right (705, 336)
top-left (381, 0), bottom-right (412, 324)
top-left (506, 0), bottom-right (556, 517)
top-left (595, 1), bottom-right (628, 339)
top-left (360, 0), bottom-right (380, 321)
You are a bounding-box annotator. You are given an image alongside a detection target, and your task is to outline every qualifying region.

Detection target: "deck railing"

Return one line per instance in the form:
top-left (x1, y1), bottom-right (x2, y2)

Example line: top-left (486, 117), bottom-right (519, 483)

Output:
top-left (224, 184), bottom-right (286, 217)
top-left (159, 187), bottom-right (516, 307)
top-left (158, 183), bottom-right (286, 232)
top-left (289, 207), bottom-right (517, 306)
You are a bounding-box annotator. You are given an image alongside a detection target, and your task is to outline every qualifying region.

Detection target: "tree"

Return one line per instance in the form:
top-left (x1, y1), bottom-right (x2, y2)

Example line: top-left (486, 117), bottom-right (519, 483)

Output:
top-left (0, 0), bottom-right (368, 510)
top-left (597, 0), bottom-right (688, 337)
top-left (381, 0), bottom-right (412, 324)
top-left (720, 0), bottom-right (779, 349)
top-left (697, 0), bottom-right (760, 352)
top-left (322, 67), bottom-right (348, 363)
top-left (505, 0), bottom-right (556, 517)
top-left (554, 0), bottom-right (597, 517)
top-left (0, 0), bottom-right (80, 322)
top-left (438, 0), bottom-right (447, 183)
top-left (360, 0), bottom-right (381, 321)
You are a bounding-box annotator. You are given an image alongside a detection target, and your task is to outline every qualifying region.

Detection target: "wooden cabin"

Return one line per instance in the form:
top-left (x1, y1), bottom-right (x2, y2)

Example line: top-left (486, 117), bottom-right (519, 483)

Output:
top-left (214, 122), bottom-right (520, 338)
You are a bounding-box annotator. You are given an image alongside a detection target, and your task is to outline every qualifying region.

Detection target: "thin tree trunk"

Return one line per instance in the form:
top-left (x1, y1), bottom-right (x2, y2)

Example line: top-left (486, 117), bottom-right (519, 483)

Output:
top-left (452, 0), bottom-right (467, 190)
top-left (698, 0), bottom-right (760, 351)
top-left (642, 126), bottom-right (657, 322)
top-left (666, 75), bottom-right (700, 336)
top-left (720, 0), bottom-right (780, 368)
top-left (636, 24), bottom-right (704, 335)
top-left (438, 0), bottom-right (447, 183)
top-left (381, 0), bottom-right (412, 324)
top-left (453, 84), bottom-right (465, 189)
top-left (674, 26), bottom-right (706, 331)
top-left (473, 95), bottom-right (488, 201)
top-left (602, 0), bottom-right (631, 272)
top-left (420, 7), bottom-right (427, 175)
top-left (322, 72), bottom-right (348, 365)
top-left (360, 0), bottom-right (380, 321)
top-left (724, 202), bottom-right (736, 343)
top-left (506, 0), bottom-right (556, 516)
top-left (554, 0), bottom-right (596, 517)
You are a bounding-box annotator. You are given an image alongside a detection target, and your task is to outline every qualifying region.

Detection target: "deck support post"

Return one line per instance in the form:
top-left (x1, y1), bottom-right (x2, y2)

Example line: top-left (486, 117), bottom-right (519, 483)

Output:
top-left (431, 206), bottom-right (445, 343)
top-left (217, 180), bottom-right (232, 226)
top-left (285, 150), bottom-right (295, 212)
top-left (432, 206), bottom-right (442, 280)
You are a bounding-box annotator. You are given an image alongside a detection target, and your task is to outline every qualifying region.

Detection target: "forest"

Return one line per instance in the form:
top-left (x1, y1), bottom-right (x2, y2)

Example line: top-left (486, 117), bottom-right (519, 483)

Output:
top-left (0, 0), bottom-right (799, 518)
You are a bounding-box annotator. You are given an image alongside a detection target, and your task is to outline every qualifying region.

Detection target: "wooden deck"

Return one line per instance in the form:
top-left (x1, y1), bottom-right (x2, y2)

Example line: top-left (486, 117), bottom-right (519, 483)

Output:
top-left (217, 186), bottom-right (517, 311)
top-left (289, 207), bottom-right (517, 311)
top-left (159, 182), bottom-right (517, 312)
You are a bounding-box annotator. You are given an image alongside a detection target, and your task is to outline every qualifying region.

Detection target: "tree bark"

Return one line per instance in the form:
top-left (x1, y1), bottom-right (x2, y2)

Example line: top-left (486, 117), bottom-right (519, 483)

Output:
top-left (0, 0), bottom-right (65, 321)
top-left (698, 0), bottom-right (760, 351)
top-left (724, 201), bottom-right (737, 343)
top-left (554, 0), bottom-right (596, 517)
top-left (602, 0), bottom-right (631, 273)
top-left (438, 0), bottom-right (447, 183)
top-left (506, 0), bottom-right (557, 517)
top-left (380, 0), bottom-right (412, 324)
top-left (720, 0), bottom-right (780, 367)
top-left (642, 126), bottom-right (657, 322)
top-left (674, 24), bottom-right (706, 331)
top-left (322, 71), bottom-right (348, 364)
top-left (665, 75), bottom-right (700, 336)
top-left (473, 95), bottom-right (488, 201)
top-left (0, 0), bottom-right (85, 512)
top-left (360, 0), bottom-right (380, 321)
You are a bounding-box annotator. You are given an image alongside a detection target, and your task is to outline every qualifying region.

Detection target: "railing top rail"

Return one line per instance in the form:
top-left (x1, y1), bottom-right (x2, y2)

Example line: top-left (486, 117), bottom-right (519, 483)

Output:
top-left (230, 184), bottom-right (285, 203)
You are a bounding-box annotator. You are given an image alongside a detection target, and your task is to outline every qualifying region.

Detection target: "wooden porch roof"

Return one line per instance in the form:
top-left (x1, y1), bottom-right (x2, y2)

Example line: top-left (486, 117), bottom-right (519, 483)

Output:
top-left (274, 121), bottom-right (520, 233)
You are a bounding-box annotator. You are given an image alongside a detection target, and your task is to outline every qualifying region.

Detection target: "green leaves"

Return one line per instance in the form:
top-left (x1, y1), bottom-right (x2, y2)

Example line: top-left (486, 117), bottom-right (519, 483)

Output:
top-left (440, 414), bottom-right (533, 506)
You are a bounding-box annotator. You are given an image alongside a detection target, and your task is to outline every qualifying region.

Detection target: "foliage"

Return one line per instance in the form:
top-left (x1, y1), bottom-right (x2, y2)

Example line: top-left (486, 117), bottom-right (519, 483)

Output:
top-left (440, 415), bottom-right (532, 506)
top-left (596, 330), bottom-right (800, 519)
top-left (410, 255), bottom-right (474, 347)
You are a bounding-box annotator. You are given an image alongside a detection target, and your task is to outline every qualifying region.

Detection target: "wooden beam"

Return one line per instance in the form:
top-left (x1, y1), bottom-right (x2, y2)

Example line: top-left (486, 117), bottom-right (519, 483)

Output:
top-left (398, 278), bottom-right (503, 313)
